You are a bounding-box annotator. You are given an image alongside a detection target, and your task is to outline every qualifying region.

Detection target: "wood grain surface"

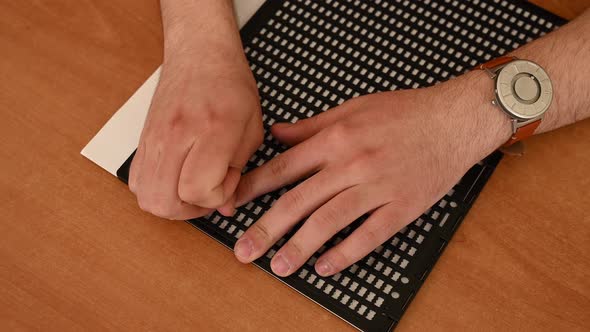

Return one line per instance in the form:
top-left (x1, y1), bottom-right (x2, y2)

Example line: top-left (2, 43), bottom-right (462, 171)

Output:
top-left (1, 1), bottom-right (589, 331)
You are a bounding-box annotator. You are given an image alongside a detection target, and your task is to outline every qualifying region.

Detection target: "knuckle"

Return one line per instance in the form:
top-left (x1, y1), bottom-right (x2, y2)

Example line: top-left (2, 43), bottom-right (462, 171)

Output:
top-left (178, 182), bottom-right (202, 204)
top-left (137, 196), bottom-right (149, 212)
top-left (238, 175), bottom-right (254, 198)
top-left (284, 239), bottom-right (305, 259)
top-left (159, 109), bottom-right (193, 142)
top-left (359, 219), bottom-right (393, 246)
top-left (128, 176), bottom-right (141, 195)
top-left (251, 222), bottom-right (272, 243)
top-left (279, 189), bottom-right (307, 213)
top-left (137, 195), bottom-right (178, 220)
top-left (203, 97), bottom-right (252, 126)
top-left (150, 205), bottom-right (176, 220)
top-left (128, 182), bottom-right (138, 195)
top-left (164, 105), bottom-right (223, 138)
top-left (268, 155), bottom-right (290, 178)
top-left (202, 195), bottom-right (225, 209)
top-left (199, 109), bottom-right (224, 129)
top-left (338, 156), bottom-right (375, 185)
top-left (349, 148), bottom-right (379, 170)
top-left (128, 174), bottom-right (138, 193)
top-left (357, 146), bottom-right (380, 161)
top-left (359, 227), bottom-right (381, 245)
top-left (166, 108), bottom-right (189, 130)
top-left (178, 168), bottom-right (226, 208)
top-left (214, 96), bottom-right (241, 113)
top-left (310, 205), bottom-right (341, 231)
top-left (325, 249), bottom-right (351, 272)
top-left (388, 194), bottom-right (413, 210)
top-left (177, 182), bottom-right (192, 202)
top-left (128, 159), bottom-right (142, 193)
top-left (325, 122), bottom-right (350, 143)
top-left (178, 181), bottom-right (224, 208)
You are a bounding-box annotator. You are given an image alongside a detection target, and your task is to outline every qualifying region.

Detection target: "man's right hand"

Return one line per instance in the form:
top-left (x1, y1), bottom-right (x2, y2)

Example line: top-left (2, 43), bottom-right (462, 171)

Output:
top-left (128, 0), bottom-right (263, 220)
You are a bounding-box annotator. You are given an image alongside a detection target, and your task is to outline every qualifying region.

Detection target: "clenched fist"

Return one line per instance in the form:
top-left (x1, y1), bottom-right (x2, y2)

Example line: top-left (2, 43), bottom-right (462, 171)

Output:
top-left (129, 42), bottom-right (263, 220)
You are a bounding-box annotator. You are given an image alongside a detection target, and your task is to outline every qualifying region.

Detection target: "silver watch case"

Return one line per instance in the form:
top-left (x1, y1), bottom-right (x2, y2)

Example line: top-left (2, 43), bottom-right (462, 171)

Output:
top-left (487, 59), bottom-right (553, 130)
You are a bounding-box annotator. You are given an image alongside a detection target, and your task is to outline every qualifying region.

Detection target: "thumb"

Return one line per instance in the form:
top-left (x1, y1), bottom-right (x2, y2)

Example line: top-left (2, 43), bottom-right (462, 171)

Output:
top-left (271, 103), bottom-right (353, 146)
top-left (217, 192), bottom-right (236, 217)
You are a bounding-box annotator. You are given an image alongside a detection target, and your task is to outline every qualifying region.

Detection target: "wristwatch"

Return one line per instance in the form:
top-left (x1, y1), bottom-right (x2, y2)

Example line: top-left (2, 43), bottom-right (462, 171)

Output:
top-left (479, 56), bottom-right (553, 147)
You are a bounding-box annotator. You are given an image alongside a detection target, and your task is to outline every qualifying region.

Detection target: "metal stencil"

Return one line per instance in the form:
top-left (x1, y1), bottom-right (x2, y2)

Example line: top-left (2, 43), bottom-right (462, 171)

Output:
top-left (117, 1), bottom-right (565, 330)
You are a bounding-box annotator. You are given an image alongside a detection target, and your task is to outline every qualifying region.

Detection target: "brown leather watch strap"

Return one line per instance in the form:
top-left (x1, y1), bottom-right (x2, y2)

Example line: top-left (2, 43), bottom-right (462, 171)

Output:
top-left (478, 56), bottom-right (516, 71)
top-left (503, 119), bottom-right (542, 147)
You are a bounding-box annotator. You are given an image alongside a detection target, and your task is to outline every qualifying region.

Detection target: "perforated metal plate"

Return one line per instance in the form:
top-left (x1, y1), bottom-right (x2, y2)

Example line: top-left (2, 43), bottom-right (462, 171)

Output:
top-left (117, 1), bottom-right (565, 331)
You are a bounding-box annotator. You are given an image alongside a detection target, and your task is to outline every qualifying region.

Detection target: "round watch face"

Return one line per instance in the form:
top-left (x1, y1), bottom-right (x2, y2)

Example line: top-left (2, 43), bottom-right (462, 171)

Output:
top-left (495, 60), bottom-right (553, 120)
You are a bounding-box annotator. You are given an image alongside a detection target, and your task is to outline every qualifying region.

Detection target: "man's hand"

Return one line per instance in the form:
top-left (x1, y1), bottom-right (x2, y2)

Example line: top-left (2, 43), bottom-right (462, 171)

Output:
top-left (232, 72), bottom-right (510, 277)
top-left (128, 0), bottom-right (263, 220)
top-left (231, 7), bottom-right (590, 276)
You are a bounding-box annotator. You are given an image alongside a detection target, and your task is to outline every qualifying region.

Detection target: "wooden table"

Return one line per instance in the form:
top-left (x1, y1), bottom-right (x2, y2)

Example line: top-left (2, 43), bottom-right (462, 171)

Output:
top-left (1, 1), bottom-right (589, 331)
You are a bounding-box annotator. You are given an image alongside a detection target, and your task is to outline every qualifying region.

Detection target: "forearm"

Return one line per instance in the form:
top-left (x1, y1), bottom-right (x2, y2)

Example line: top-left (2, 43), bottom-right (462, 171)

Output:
top-left (507, 8), bottom-right (590, 133)
top-left (160, 0), bottom-right (245, 65)
top-left (445, 9), bottom-right (590, 164)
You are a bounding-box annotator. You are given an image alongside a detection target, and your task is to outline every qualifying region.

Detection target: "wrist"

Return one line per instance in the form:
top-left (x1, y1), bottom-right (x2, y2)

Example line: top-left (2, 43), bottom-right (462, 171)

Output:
top-left (163, 37), bottom-right (246, 69)
top-left (163, 24), bottom-right (245, 62)
top-left (161, 0), bottom-right (244, 64)
top-left (442, 70), bottom-right (512, 166)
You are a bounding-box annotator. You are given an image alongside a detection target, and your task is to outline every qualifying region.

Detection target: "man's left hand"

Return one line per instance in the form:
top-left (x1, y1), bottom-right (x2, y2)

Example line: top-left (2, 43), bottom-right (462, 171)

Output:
top-left (232, 74), bottom-right (509, 277)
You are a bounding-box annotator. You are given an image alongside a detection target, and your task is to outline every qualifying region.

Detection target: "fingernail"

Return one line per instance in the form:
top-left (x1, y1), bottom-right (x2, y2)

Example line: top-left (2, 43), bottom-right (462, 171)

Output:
top-left (227, 206), bottom-right (236, 217)
top-left (316, 259), bottom-right (333, 276)
top-left (271, 254), bottom-right (291, 276)
top-left (235, 237), bottom-right (253, 261)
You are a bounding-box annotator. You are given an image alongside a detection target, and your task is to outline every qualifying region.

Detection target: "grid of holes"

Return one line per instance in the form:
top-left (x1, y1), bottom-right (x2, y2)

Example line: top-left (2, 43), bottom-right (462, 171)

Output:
top-left (201, 0), bottom-right (558, 322)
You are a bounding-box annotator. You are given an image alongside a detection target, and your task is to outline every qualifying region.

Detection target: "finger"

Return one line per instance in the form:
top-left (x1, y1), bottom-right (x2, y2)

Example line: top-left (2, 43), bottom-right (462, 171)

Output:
top-left (217, 192), bottom-right (236, 217)
top-left (198, 113), bottom-right (264, 210)
top-left (210, 167), bottom-right (240, 216)
top-left (133, 141), bottom-right (161, 209)
top-left (178, 121), bottom-right (244, 208)
top-left (213, 115), bottom-right (263, 215)
top-left (271, 102), bottom-right (354, 146)
top-left (270, 185), bottom-right (387, 277)
top-left (130, 89), bottom-right (162, 192)
top-left (315, 201), bottom-right (413, 276)
top-left (233, 168), bottom-right (352, 265)
top-left (232, 112), bottom-right (264, 166)
top-left (163, 205), bottom-right (214, 221)
top-left (128, 143), bottom-right (146, 193)
top-left (136, 144), bottom-right (212, 220)
top-left (197, 165), bottom-right (242, 208)
top-left (235, 138), bottom-right (324, 207)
